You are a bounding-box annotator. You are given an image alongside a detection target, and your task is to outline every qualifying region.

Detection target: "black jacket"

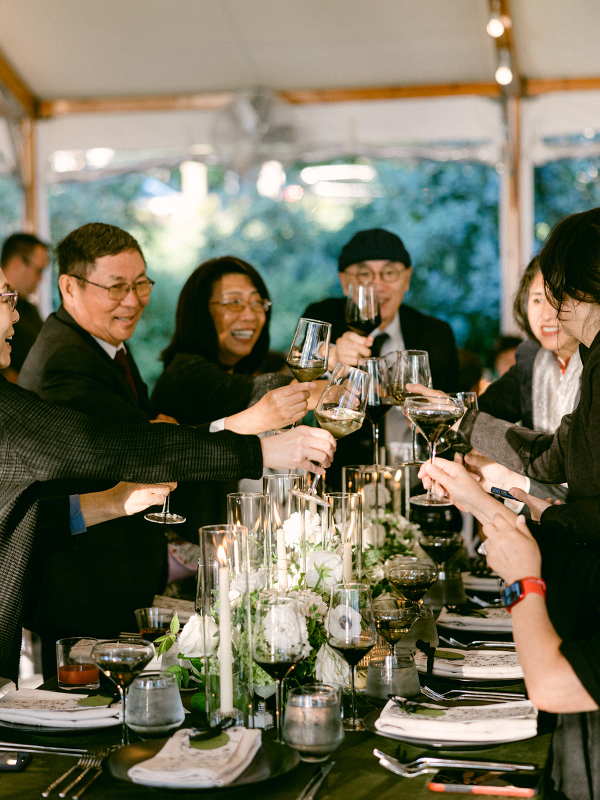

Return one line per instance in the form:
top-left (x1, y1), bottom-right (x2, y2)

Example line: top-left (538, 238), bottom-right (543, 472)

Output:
top-left (18, 307), bottom-right (170, 638)
top-left (478, 339), bottom-right (538, 430)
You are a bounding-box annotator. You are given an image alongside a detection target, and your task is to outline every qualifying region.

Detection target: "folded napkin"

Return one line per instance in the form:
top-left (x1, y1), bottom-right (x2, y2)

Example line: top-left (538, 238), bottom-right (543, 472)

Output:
top-left (437, 606), bottom-right (513, 631)
top-left (461, 573), bottom-right (502, 592)
top-left (0, 689), bottom-right (121, 729)
top-left (375, 698), bottom-right (537, 743)
top-left (128, 728), bottom-right (262, 788)
top-left (153, 595), bottom-right (194, 623)
top-left (415, 648), bottom-right (523, 679)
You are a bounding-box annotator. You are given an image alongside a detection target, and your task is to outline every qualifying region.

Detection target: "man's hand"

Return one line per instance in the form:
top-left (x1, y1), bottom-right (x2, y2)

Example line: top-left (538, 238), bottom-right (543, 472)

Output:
top-left (108, 481), bottom-right (177, 516)
top-left (482, 513), bottom-right (542, 584)
top-left (150, 414), bottom-right (178, 424)
top-left (509, 488), bottom-right (552, 522)
top-left (331, 332), bottom-right (373, 368)
top-left (464, 450), bottom-right (528, 494)
top-left (261, 426), bottom-right (336, 473)
top-left (226, 383), bottom-right (313, 434)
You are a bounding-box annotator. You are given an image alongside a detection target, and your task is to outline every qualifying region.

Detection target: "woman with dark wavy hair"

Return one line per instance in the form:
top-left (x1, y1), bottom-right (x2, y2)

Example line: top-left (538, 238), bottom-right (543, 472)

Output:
top-left (152, 256), bottom-right (316, 430)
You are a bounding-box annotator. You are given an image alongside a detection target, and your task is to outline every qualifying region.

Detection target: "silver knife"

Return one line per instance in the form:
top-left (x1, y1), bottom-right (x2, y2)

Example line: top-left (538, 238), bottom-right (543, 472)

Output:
top-left (298, 762), bottom-right (334, 800)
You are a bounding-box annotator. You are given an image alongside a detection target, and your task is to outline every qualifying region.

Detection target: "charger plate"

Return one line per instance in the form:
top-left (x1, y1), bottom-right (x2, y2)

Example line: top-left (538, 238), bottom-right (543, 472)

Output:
top-left (106, 738), bottom-right (300, 791)
top-left (363, 708), bottom-right (530, 751)
top-left (0, 717), bottom-right (119, 735)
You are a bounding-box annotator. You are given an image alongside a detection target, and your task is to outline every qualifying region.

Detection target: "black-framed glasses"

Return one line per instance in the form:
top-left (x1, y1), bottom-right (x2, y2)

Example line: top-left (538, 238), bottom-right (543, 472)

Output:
top-left (0, 291), bottom-right (18, 311)
top-left (209, 298), bottom-right (272, 314)
top-left (344, 264), bottom-right (408, 285)
top-left (76, 276), bottom-right (155, 302)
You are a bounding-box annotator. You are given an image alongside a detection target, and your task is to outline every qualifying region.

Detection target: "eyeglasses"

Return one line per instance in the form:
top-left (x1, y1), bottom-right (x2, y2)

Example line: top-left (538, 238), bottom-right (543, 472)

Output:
top-left (0, 291), bottom-right (18, 311)
top-left (209, 298), bottom-right (272, 314)
top-left (76, 276), bottom-right (155, 301)
top-left (344, 264), bottom-right (407, 285)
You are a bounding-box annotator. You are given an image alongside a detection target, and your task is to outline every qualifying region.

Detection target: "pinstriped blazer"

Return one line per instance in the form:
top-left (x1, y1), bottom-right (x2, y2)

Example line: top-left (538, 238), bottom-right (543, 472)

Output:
top-left (0, 378), bottom-right (262, 682)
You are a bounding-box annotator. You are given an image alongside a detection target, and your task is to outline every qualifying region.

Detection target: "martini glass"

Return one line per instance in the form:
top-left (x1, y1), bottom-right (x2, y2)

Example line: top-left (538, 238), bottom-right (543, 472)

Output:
top-left (374, 603), bottom-right (420, 663)
top-left (387, 563), bottom-right (439, 608)
top-left (291, 364), bottom-right (370, 508)
top-left (404, 395), bottom-right (464, 506)
top-left (90, 638), bottom-right (155, 744)
top-left (145, 491), bottom-right (186, 524)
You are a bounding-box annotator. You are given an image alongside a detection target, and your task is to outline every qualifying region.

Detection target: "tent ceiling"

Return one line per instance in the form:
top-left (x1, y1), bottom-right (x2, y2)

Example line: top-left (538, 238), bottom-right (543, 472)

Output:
top-left (0, 0), bottom-right (591, 100)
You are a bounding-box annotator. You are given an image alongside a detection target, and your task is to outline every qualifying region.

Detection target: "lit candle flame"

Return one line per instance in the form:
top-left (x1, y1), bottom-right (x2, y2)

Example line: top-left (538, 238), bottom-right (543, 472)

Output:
top-left (273, 505), bottom-right (282, 529)
top-left (217, 544), bottom-right (227, 567)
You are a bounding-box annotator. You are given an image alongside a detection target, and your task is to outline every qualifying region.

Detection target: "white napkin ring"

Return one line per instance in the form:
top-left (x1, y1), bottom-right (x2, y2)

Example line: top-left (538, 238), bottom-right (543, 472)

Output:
top-left (477, 541), bottom-right (488, 555)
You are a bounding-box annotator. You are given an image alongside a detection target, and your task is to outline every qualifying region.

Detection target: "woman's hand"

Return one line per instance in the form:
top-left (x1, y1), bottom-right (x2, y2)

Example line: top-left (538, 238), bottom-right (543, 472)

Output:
top-left (226, 383), bottom-right (313, 434)
top-left (79, 482), bottom-right (177, 527)
top-left (331, 332), bottom-right (373, 369)
top-left (261, 426), bottom-right (336, 473)
top-left (509, 488), bottom-right (553, 522)
top-left (406, 383), bottom-right (448, 398)
top-left (482, 513), bottom-right (542, 584)
top-left (464, 450), bottom-right (528, 494)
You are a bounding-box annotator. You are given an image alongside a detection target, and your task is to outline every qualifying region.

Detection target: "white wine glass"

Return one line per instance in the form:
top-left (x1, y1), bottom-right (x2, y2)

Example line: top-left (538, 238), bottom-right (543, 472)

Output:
top-left (391, 349), bottom-right (433, 466)
top-left (291, 364), bottom-right (371, 507)
top-left (287, 318), bottom-right (331, 427)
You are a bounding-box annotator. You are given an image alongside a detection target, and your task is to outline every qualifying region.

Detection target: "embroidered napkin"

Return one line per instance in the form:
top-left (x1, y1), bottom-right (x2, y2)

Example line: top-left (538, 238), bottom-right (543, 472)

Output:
top-left (375, 698), bottom-right (537, 742)
top-left (128, 728), bottom-right (262, 788)
top-left (437, 606), bottom-right (513, 631)
top-left (0, 689), bottom-right (121, 728)
top-left (153, 595), bottom-right (195, 623)
top-left (461, 573), bottom-right (502, 592)
top-left (415, 648), bottom-right (523, 679)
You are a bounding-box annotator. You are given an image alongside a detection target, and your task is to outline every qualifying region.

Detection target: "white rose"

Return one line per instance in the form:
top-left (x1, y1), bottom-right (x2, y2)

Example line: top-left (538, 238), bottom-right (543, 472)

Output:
top-left (364, 563), bottom-right (385, 583)
top-left (362, 483), bottom-right (391, 510)
top-left (231, 568), bottom-right (267, 594)
top-left (364, 522), bottom-right (387, 548)
top-left (178, 613), bottom-right (219, 659)
top-left (288, 590), bottom-right (328, 619)
top-left (314, 644), bottom-right (350, 688)
top-left (283, 511), bottom-right (323, 549)
top-left (372, 590), bottom-right (399, 611)
top-left (326, 603), bottom-right (363, 641)
top-left (305, 551), bottom-right (343, 590)
top-left (263, 603), bottom-right (309, 654)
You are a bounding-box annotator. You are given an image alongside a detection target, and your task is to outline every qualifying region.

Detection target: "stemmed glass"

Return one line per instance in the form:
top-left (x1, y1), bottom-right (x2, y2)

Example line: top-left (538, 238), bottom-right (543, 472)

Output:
top-left (442, 392), bottom-right (478, 454)
top-left (374, 602), bottom-right (420, 663)
top-left (420, 532), bottom-right (466, 605)
top-left (357, 356), bottom-right (392, 466)
top-left (345, 284), bottom-right (381, 337)
top-left (391, 350), bottom-right (433, 465)
top-left (387, 563), bottom-right (439, 608)
top-left (145, 491), bottom-right (186, 524)
top-left (252, 596), bottom-right (307, 742)
top-left (291, 364), bottom-right (371, 507)
top-left (287, 318), bottom-right (332, 427)
top-left (327, 582), bottom-right (377, 731)
top-left (90, 638), bottom-right (155, 745)
top-left (404, 395), bottom-right (464, 506)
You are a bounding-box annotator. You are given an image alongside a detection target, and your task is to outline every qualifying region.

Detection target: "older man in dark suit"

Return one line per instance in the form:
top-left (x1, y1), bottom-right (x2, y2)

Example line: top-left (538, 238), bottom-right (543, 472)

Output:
top-left (302, 228), bottom-right (460, 482)
top-left (19, 223), bottom-right (334, 675)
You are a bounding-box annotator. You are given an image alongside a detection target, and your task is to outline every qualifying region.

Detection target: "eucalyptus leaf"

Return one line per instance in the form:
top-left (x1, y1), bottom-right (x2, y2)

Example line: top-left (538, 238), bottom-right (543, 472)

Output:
top-left (190, 691), bottom-right (206, 712)
top-left (413, 707), bottom-right (446, 717)
top-left (190, 731), bottom-right (229, 750)
top-left (77, 696), bottom-right (113, 707)
top-left (434, 649), bottom-right (466, 660)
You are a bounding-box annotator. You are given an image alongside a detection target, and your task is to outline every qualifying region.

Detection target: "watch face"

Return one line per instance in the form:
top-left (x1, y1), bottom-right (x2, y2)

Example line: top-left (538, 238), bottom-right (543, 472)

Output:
top-left (502, 582), bottom-right (522, 608)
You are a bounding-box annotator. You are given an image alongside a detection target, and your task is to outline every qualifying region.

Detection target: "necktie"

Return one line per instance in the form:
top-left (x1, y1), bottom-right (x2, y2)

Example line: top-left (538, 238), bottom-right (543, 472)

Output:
top-left (113, 348), bottom-right (140, 402)
top-left (371, 332), bottom-right (390, 358)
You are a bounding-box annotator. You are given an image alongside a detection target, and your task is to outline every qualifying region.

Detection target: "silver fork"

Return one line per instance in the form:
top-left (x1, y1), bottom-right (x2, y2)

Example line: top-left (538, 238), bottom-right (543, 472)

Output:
top-left (42, 755), bottom-right (95, 797)
top-left (439, 635), bottom-right (516, 650)
top-left (60, 746), bottom-right (118, 799)
top-left (374, 749), bottom-right (536, 777)
top-left (421, 686), bottom-right (525, 702)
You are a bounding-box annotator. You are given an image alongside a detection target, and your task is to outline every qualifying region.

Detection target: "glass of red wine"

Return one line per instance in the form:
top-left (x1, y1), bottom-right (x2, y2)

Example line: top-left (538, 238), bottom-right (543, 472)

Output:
top-left (357, 356), bottom-right (392, 466)
top-left (327, 582), bottom-right (377, 731)
top-left (345, 284), bottom-right (381, 337)
top-left (387, 563), bottom-right (439, 608)
top-left (252, 595), bottom-right (307, 742)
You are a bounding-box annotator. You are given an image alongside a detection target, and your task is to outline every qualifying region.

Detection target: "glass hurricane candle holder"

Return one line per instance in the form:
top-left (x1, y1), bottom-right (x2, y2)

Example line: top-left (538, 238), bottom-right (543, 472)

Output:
top-left (227, 492), bottom-right (268, 594)
top-left (324, 493), bottom-right (363, 581)
top-left (343, 465), bottom-right (405, 549)
top-left (197, 524), bottom-right (253, 727)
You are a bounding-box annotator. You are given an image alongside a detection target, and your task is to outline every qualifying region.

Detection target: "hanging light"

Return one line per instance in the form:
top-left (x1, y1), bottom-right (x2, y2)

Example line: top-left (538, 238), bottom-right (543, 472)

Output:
top-left (487, 0), bottom-right (505, 37)
top-left (495, 48), bottom-right (513, 86)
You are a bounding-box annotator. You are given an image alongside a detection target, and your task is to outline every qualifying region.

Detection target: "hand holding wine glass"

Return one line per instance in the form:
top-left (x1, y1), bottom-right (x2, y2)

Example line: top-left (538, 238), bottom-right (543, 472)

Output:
top-left (345, 284), bottom-right (381, 337)
top-left (391, 350), bottom-right (433, 465)
top-left (287, 318), bottom-right (331, 383)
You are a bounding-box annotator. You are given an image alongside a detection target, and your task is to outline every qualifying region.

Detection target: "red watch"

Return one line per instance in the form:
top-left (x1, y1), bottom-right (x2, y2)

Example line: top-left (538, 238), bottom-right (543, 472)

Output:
top-left (501, 576), bottom-right (546, 612)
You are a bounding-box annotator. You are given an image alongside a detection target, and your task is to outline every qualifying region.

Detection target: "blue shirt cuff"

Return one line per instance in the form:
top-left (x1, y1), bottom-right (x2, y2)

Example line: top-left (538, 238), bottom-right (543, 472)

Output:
top-left (69, 495), bottom-right (87, 535)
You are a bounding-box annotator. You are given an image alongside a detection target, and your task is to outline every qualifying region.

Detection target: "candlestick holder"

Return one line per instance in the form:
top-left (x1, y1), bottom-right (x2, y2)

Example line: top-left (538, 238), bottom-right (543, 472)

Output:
top-left (324, 493), bottom-right (363, 581)
top-left (197, 524), bottom-right (253, 727)
top-left (263, 473), bottom-right (319, 589)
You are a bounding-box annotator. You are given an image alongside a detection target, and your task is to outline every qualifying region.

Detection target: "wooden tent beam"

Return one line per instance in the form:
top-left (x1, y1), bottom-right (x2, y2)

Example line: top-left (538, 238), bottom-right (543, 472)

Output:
top-left (0, 49), bottom-right (37, 118)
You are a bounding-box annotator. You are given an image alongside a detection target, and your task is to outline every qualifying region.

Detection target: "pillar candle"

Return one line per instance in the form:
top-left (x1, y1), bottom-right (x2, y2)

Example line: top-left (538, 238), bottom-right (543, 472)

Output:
top-left (276, 528), bottom-right (288, 589)
top-left (217, 547), bottom-right (234, 712)
top-left (343, 541), bottom-right (353, 583)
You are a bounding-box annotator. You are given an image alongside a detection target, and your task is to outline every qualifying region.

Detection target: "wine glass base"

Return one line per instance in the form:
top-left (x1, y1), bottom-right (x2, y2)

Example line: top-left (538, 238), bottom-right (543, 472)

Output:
top-left (290, 489), bottom-right (329, 508)
top-left (144, 512), bottom-right (187, 524)
top-left (343, 717), bottom-right (367, 732)
top-left (409, 494), bottom-right (453, 507)
top-left (400, 459), bottom-right (427, 467)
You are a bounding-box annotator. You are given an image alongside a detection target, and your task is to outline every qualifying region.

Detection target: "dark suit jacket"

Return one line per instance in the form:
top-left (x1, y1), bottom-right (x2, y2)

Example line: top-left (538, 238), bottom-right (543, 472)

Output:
top-left (301, 298), bottom-right (460, 487)
top-left (0, 378), bottom-right (262, 681)
top-left (18, 306), bottom-right (170, 638)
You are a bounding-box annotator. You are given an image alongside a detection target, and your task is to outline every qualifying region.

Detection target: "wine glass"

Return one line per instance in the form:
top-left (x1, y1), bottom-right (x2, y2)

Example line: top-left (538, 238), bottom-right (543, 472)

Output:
top-left (391, 350), bottom-right (433, 466)
top-left (387, 563), bottom-right (439, 608)
top-left (374, 602), bottom-right (420, 663)
top-left (291, 364), bottom-right (371, 507)
top-left (145, 490), bottom-right (186, 524)
top-left (357, 356), bottom-right (392, 466)
top-left (441, 393), bottom-right (478, 455)
top-left (287, 318), bottom-right (332, 427)
top-left (90, 638), bottom-right (155, 744)
top-left (404, 395), bottom-right (464, 506)
top-left (253, 596), bottom-right (307, 742)
top-left (327, 582), bottom-right (377, 731)
top-left (345, 284), bottom-right (381, 337)
top-left (420, 532), bottom-right (466, 605)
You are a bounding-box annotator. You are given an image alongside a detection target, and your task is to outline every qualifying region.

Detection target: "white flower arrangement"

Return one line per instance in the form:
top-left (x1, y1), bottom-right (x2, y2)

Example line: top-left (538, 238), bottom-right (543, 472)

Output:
top-left (282, 511), bottom-right (323, 550)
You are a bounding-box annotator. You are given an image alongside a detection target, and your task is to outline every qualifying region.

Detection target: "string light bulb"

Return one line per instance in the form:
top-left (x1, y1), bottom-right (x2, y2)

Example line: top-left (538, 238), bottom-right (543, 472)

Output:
top-left (495, 48), bottom-right (513, 86)
top-left (487, 0), bottom-right (505, 37)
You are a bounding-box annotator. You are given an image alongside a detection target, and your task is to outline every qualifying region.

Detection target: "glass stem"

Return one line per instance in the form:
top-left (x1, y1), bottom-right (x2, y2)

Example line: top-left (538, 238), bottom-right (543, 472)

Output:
top-left (350, 666), bottom-right (357, 724)
top-left (309, 473), bottom-right (322, 495)
top-left (411, 423), bottom-right (419, 462)
top-left (119, 686), bottom-right (129, 745)
top-left (274, 678), bottom-right (282, 742)
top-left (373, 422), bottom-right (379, 467)
top-left (427, 442), bottom-right (437, 499)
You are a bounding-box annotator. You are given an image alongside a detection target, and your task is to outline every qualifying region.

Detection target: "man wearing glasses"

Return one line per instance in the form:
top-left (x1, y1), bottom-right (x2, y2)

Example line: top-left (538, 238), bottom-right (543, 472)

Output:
top-left (303, 228), bottom-right (459, 476)
top-left (0, 232), bottom-right (49, 382)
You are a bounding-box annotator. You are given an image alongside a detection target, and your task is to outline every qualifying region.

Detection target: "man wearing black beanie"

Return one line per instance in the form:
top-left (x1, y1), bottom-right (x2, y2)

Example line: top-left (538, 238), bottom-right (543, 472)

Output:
top-left (302, 228), bottom-right (459, 483)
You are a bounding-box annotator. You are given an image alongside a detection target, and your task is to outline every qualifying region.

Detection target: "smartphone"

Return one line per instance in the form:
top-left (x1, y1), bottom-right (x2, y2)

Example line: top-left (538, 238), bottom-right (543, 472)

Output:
top-left (0, 752), bottom-right (32, 771)
top-left (429, 769), bottom-right (541, 796)
top-left (491, 487), bottom-right (516, 501)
